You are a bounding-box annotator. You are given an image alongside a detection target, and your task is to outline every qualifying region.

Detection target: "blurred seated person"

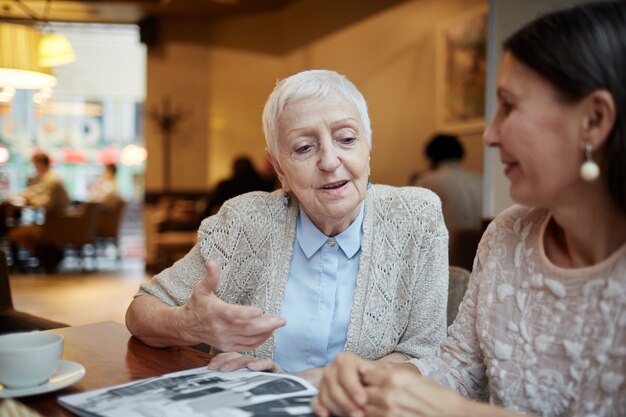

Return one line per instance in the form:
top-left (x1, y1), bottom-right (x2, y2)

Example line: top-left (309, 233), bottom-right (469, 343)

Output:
top-left (14, 152), bottom-right (70, 215)
top-left (201, 156), bottom-right (272, 218)
top-left (126, 69), bottom-right (449, 385)
top-left (7, 152), bottom-right (70, 270)
top-left (414, 133), bottom-right (482, 233)
top-left (1, 152), bottom-right (70, 225)
top-left (88, 163), bottom-right (121, 208)
top-left (157, 156), bottom-right (273, 234)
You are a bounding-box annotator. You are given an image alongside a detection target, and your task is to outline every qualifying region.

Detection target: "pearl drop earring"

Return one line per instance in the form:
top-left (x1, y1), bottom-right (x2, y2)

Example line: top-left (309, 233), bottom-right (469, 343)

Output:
top-left (579, 143), bottom-right (600, 181)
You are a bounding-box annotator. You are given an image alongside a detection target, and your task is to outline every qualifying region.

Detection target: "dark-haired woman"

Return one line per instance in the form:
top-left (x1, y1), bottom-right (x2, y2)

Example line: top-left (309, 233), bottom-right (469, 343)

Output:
top-left (314, 1), bottom-right (626, 416)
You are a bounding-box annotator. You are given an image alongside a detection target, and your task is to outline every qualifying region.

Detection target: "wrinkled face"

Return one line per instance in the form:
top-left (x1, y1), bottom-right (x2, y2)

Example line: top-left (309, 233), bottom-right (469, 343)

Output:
top-left (270, 92), bottom-right (370, 236)
top-left (483, 52), bottom-right (587, 208)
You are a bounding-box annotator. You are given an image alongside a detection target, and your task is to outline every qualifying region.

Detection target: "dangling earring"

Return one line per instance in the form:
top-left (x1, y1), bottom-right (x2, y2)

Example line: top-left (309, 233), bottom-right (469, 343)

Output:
top-left (282, 193), bottom-right (290, 206)
top-left (579, 143), bottom-right (600, 181)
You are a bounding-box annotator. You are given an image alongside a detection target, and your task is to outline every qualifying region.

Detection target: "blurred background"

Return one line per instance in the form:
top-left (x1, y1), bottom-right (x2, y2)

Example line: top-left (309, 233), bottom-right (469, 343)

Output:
top-left (0, 0), bottom-right (594, 326)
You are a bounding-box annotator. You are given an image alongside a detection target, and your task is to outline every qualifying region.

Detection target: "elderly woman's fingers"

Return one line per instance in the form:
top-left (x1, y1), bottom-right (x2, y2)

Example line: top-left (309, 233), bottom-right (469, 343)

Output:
top-left (214, 327), bottom-right (280, 352)
top-left (206, 305), bottom-right (285, 351)
top-left (246, 358), bottom-right (283, 372)
top-left (221, 356), bottom-right (259, 372)
top-left (207, 353), bottom-right (259, 372)
top-left (207, 352), bottom-right (242, 370)
top-left (208, 355), bottom-right (283, 373)
top-left (218, 304), bottom-right (285, 333)
top-left (218, 301), bottom-right (264, 321)
top-left (237, 314), bottom-right (286, 335)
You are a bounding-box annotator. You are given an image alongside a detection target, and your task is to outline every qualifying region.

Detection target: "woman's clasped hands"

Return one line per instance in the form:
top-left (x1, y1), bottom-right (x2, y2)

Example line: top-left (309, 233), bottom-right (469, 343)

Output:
top-left (313, 352), bottom-right (467, 417)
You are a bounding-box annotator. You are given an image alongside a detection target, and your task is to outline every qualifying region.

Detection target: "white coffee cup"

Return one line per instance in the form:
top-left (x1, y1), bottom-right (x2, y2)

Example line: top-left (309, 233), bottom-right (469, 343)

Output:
top-left (0, 332), bottom-right (64, 389)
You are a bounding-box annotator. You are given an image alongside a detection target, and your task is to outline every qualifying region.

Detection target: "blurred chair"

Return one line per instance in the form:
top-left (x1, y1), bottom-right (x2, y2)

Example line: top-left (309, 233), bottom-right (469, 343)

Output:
top-left (152, 231), bottom-right (197, 273)
top-left (146, 196), bottom-right (205, 273)
top-left (447, 265), bottom-right (471, 327)
top-left (0, 250), bottom-right (67, 334)
top-left (41, 202), bottom-right (103, 270)
top-left (9, 202), bottom-right (103, 272)
top-left (449, 228), bottom-right (482, 272)
top-left (95, 198), bottom-right (126, 262)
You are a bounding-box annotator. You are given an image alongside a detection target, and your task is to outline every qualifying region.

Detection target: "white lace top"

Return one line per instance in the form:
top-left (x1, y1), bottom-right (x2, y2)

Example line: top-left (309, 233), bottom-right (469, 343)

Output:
top-left (412, 205), bottom-right (626, 417)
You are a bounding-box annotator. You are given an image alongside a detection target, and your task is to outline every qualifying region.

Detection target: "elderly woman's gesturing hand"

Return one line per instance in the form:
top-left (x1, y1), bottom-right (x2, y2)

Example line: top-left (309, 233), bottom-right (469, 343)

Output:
top-left (181, 261), bottom-right (286, 352)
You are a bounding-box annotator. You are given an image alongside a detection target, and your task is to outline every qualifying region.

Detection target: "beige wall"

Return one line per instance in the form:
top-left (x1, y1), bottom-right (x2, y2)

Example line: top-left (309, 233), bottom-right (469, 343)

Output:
top-left (145, 0), bottom-right (486, 192)
top-left (145, 40), bottom-right (210, 191)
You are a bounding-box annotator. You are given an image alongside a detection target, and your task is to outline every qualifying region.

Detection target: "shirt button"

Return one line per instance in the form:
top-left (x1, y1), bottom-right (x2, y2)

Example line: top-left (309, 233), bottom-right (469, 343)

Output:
top-left (328, 239), bottom-right (336, 248)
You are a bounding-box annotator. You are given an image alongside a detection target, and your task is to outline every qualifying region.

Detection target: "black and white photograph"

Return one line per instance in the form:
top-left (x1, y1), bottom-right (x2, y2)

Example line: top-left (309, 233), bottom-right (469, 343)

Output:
top-left (58, 367), bottom-right (317, 417)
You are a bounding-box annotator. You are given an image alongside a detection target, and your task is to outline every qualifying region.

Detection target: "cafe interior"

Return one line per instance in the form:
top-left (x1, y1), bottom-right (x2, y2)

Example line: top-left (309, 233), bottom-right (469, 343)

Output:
top-left (0, 0), bottom-right (609, 413)
top-left (0, 0), bottom-right (620, 415)
top-left (0, 0), bottom-right (592, 332)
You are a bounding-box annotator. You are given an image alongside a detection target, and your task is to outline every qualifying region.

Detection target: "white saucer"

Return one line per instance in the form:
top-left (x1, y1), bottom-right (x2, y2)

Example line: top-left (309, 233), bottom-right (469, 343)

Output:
top-left (0, 360), bottom-right (85, 398)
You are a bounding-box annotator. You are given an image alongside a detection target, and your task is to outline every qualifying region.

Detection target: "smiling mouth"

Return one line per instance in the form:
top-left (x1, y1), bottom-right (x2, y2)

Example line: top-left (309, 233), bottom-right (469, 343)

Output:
top-left (503, 161), bottom-right (518, 176)
top-left (321, 181), bottom-right (348, 190)
top-left (501, 160), bottom-right (517, 167)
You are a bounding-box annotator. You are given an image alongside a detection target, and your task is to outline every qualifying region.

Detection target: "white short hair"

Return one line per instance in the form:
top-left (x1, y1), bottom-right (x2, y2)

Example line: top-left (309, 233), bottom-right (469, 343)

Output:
top-left (262, 69), bottom-right (372, 160)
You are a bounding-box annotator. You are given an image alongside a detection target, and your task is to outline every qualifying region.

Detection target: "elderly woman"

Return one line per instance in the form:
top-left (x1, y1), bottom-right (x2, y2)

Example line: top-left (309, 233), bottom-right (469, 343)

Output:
top-left (125, 70), bottom-right (448, 383)
top-left (314, 2), bottom-right (626, 416)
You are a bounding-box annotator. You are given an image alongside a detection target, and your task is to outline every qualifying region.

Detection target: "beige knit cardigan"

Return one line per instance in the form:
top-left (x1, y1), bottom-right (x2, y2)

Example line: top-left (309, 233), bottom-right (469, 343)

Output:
top-left (138, 184), bottom-right (449, 361)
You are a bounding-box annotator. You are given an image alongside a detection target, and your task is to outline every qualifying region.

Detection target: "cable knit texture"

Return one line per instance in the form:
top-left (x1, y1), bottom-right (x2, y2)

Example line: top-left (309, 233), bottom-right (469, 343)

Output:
top-left (138, 185), bottom-right (449, 361)
top-left (412, 205), bottom-right (626, 417)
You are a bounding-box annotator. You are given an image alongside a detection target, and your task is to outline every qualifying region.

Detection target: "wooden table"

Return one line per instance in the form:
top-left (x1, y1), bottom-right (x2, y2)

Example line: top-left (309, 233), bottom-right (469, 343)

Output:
top-left (17, 321), bottom-right (213, 416)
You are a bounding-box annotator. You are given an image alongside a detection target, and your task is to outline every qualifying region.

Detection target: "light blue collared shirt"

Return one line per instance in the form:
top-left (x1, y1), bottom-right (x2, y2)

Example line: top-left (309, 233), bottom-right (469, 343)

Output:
top-left (273, 204), bottom-right (364, 372)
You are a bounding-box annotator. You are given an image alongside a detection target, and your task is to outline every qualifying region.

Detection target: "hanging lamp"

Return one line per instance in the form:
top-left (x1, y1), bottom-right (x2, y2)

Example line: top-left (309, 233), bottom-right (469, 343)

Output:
top-left (37, 0), bottom-right (76, 67)
top-left (39, 32), bottom-right (76, 67)
top-left (0, 23), bottom-right (57, 90)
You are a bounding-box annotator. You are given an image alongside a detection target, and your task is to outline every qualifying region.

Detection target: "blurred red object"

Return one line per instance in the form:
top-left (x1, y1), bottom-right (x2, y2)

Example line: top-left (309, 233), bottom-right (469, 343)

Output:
top-left (99, 145), bottom-right (120, 165)
top-left (63, 148), bottom-right (88, 164)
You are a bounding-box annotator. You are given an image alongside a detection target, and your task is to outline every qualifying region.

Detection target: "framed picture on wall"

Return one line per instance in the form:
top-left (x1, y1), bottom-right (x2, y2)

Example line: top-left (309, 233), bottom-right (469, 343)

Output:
top-left (436, 6), bottom-right (487, 134)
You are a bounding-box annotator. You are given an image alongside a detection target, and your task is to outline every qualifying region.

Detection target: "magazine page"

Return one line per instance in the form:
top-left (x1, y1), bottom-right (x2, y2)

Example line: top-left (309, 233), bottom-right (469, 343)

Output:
top-left (58, 367), bottom-right (318, 417)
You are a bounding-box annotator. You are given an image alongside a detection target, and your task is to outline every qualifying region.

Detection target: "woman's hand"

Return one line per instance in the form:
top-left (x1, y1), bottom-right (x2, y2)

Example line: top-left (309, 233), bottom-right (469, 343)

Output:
top-left (178, 261), bottom-right (286, 352)
top-left (359, 364), bottom-right (466, 417)
top-left (312, 352), bottom-right (375, 417)
top-left (208, 352), bottom-right (284, 373)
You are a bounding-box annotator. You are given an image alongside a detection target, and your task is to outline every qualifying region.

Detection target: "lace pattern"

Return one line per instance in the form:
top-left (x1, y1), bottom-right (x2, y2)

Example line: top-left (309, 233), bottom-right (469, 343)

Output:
top-left (412, 205), bottom-right (626, 417)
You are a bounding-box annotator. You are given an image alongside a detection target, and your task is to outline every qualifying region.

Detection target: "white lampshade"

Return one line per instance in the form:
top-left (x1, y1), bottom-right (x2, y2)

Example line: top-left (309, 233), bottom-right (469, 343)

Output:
top-left (39, 33), bottom-right (76, 67)
top-left (0, 68), bottom-right (56, 90)
top-left (0, 23), bottom-right (57, 90)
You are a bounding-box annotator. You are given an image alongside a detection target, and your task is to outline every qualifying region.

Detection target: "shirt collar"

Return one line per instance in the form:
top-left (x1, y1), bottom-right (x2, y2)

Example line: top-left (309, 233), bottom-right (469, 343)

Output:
top-left (296, 203), bottom-right (364, 260)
